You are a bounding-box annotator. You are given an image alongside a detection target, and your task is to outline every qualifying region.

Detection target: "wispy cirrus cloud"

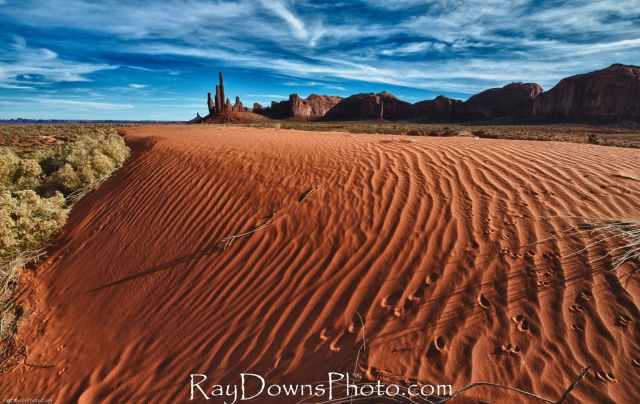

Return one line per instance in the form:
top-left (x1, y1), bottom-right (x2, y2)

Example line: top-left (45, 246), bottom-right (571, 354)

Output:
top-left (0, 35), bottom-right (116, 88)
top-left (38, 98), bottom-right (134, 110)
top-left (0, 0), bottom-right (639, 119)
top-left (259, 0), bottom-right (308, 41)
top-left (381, 41), bottom-right (446, 56)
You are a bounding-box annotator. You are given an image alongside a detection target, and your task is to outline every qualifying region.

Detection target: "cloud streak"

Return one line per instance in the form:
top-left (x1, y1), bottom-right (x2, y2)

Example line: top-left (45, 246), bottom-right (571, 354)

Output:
top-left (0, 36), bottom-right (117, 88)
top-left (0, 0), bottom-right (639, 119)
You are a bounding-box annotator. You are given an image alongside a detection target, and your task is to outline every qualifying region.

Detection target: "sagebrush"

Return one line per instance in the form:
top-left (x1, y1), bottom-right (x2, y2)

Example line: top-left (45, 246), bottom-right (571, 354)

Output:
top-left (0, 126), bottom-right (129, 342)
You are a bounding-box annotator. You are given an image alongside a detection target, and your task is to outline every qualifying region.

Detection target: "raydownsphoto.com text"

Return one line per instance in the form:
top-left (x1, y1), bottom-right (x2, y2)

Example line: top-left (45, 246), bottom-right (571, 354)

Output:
top-left (189, 372), bottom-right (452, 402)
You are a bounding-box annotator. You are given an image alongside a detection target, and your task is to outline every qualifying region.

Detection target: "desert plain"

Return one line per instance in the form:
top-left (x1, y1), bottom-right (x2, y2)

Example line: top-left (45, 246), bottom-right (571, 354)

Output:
top-left (1, 124), bottom-right (639, 403)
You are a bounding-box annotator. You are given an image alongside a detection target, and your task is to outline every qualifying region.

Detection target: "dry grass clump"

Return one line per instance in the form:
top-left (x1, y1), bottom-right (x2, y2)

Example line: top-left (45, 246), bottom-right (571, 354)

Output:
top-left (0, 126), bottom-right (129, 348)
top-left (574, 219), bottom-right (640, 272)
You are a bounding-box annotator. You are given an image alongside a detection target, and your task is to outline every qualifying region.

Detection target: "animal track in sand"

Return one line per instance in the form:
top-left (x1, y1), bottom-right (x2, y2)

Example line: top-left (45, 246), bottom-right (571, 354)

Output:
top-left (511, 314), bottom-right (530, 333)
top-left (329, 332), bottom-right (344, 352)
top-left (614, 313), bottom-right (631, 327)
top-left (434, 336), bottom-right (446, 352)
top-left (381, 292), bottom-right (401, 310)
top-left (578, 289), bottom-right (592, 301)
top-left (319, 327), bottom-right (331, 342)
top-left (425, 272), bottom-right (440, 286)
top-left (595, 370), bottom-right (616, 383)
top-left (477, 293), bottom-right (491, 310)
top-left (408, 284), bottom-right (427, 303)
top-left (393, 305), bottom-right (406, 319)
top-left (500, 343), bottom-right (521, 355)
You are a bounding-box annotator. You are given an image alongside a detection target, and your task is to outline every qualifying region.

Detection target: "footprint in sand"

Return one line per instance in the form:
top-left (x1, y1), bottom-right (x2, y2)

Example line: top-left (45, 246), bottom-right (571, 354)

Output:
top-left (578, 289), bottom-right (592, 301)
top-left (614, 313), bottom-right (631, 327)
top-left (408, 284), bottom-right (427, 304)
top-left (571, 323), bottom-right (584, 333)
top-left (596, 370), bottom-right (616, 383)
top-left (511, 314), bottom-right (530, 332)
top-left (381, 291), bottom-right (402, 311)
top-left (477, 293), bottom-right (491, 310)
top-left (569, 304), bottom-right (584, 313)
top-left (329, 332), bottom-right (344, 352)
top-left (319, 327), bottom-right (331, 342)
top-left (393, 305), bottom-right (406, 318)
top-left (425, 272), bottom-right (440, 286)
top-left (500, 343), bottom-right (521, 355)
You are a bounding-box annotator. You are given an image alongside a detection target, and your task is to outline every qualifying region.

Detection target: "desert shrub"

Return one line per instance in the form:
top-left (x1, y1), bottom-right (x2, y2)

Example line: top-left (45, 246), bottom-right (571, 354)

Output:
top-left (13, 159), bottom-right (43, 190)
top-left (0, 125), bottom-right (129, 355)
top-left (0, 148), bottom-right (20, 187)
top-left (0, 189), bottom-right (66, 340)
top-left (0, 190), bottom-right (68, 261)
top-left (1, 129), bottom-right (129, 259)
top-left (44, 131), bottom-right (129, 195)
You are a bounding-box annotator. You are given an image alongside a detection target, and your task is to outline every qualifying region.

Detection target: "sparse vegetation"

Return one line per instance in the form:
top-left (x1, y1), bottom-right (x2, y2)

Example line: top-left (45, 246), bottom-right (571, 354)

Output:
top-left (210, 120), bottom-right (640, 148)
top-left (0, 125), bottom-right (129, 344)
top-left (572, 219), bottom-right (640, 273)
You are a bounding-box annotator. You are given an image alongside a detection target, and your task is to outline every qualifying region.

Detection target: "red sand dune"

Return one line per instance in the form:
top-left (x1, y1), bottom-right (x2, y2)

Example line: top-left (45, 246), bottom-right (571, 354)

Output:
top-left (4, 125), bottom-right (640, 403)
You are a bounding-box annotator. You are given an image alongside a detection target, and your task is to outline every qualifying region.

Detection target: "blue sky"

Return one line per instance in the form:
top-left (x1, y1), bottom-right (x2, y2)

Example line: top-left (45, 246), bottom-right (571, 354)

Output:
top-left (1, 0), bottom-right (639, 120)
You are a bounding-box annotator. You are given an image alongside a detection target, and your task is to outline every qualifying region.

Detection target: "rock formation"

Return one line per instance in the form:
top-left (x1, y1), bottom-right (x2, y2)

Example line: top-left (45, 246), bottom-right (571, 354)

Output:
top-left (189, 112), bottom-right (203, 123)
top-left (465, 82), bottom-right (543, 120)
top-left (323, 92), bottom-right (414, 121)
top-left (532, 64), bottom-right (640, 122)
top-left (192, 71), bottom-right (258, 123)
top-left (414, 96), bottom-right (466, 122)
top-left (201, 71), bottom-right (247, 120)
top-left (256, 94), bottom-right (342, 120)
top-left (198, 64), bottom-right (640, 124)
top-left (215, 72), bottom-right (227, 114)
top-left (207, 93), bottom-right (215, 115)
top-left (232, 96), bottom-right (244, 112)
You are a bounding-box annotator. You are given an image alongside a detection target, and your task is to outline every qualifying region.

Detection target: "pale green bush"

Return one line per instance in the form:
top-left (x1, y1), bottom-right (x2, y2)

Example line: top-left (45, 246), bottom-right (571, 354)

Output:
top-left (1, 126), bottom-right (130, 347)
top-left (0, 190), bottom-right (68, 260)
top-left (0, 148), bottom-right (20, 187)
top-left (14, 159), bottom-right (43, 190)
top-left (46, 131), bottom-right (129, 194)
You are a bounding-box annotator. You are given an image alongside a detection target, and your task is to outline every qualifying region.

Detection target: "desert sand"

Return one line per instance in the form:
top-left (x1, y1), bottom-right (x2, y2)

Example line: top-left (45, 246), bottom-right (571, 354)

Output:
top-left (3, 125), bottom-right (640, 403)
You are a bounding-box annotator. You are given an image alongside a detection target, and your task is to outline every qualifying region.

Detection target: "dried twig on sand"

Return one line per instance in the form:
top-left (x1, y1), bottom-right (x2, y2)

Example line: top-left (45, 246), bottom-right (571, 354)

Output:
top-left (220, 218), bottom-right (275, 250)
top-left (298, 186), bottom-right (319, 203)
top-left (438, 367), bottom-right (590, 403)
top-left (220, 185), bottom-right (320, 251)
